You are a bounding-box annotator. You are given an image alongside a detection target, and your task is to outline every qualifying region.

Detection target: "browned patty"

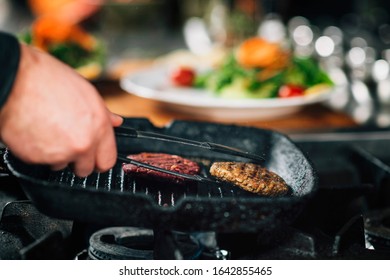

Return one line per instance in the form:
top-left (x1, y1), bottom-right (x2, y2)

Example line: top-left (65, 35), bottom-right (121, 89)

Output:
top-left (209, 162), bottom-right (289, 196)
top-left (123, 153), bottom-right (200, 184)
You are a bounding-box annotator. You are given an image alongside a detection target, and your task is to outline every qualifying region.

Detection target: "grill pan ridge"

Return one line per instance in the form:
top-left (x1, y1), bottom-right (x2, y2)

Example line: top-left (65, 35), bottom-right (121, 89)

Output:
top-left (4, 118), bottom-right (317, 233)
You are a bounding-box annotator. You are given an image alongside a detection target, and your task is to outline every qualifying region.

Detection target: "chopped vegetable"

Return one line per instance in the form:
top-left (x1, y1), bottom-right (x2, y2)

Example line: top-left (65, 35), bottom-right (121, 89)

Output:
top-left (18, 10), bottom-right (105, 80)
top-left (19, 28), bottom-right (104, 79)
top-left (171, 67), bottom-right (196, 87)
top-left (236, 37), bottom-right (288, 69)
top-left (172, 36), bottom-right (334, 99)
top-left (304, 83), bottom-right (333, 96)
top-left (278, 84), bottom-right (305, 98)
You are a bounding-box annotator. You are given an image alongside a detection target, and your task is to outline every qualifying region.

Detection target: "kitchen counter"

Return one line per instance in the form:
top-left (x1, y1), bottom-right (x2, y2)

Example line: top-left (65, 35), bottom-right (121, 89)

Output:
top-left (96, 80), bottom-right (358, 134)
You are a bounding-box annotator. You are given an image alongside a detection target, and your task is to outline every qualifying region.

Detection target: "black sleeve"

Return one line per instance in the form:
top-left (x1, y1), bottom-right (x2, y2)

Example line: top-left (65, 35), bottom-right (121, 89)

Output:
top-left (0, 32), bottom-right (21, 109)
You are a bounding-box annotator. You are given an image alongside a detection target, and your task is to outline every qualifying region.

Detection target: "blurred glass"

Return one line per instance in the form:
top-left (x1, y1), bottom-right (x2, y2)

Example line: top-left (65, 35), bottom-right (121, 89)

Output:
top-left (96, 0), bottom-right (180, 60)
top-left (257, 13), bottom-right (286, 43)
top-left (202, 0), bottom-right (264, 48)
top-left (315, 36), bottom-right (335, 57)
top-left (203, 0), bottom-right (229, 47)
top-left (183, 17), bottom-right (213, 55)
top-left (0, 0), bottom-right (33, 33)
top-left (292, 25), bottom-right (313, 47)
top-left (0, 0), bottom-right (10, 28)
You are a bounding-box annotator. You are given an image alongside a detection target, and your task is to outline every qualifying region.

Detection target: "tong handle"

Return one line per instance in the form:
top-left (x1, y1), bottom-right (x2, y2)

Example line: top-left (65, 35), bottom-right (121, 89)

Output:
top-left (115, 126), bottom-right (264, 162)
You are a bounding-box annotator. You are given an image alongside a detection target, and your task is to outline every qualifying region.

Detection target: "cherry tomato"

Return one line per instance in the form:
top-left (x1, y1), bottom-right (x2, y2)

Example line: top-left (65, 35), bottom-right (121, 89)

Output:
top-left (278, 84), bottom-right (306, 98)
top-left (171, 67), bottom-right (196, 87)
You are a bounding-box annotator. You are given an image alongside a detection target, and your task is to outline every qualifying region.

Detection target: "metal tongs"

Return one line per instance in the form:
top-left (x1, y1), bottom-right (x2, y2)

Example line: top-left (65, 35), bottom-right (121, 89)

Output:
top-left (115, 125), bottom-right (264, 184)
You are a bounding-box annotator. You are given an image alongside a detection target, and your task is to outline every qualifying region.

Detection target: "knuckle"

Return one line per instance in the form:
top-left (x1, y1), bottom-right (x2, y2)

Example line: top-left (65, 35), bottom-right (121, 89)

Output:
top-left (72, 138), bottom-right (93, 155)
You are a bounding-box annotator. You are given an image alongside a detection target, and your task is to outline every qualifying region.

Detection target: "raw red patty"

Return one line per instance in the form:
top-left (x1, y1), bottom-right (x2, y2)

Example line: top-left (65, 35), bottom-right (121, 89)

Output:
top-left (123, 153), bottom-right (201, 184)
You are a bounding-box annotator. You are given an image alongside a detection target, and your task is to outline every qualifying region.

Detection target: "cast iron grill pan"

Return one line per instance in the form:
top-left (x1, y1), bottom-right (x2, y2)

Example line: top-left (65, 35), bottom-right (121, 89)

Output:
top-left (4, 118), bottom-right (317, 233)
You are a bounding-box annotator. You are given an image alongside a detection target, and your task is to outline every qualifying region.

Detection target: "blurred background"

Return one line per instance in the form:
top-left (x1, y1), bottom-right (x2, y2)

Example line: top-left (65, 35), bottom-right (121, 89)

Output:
top-left (3, 0), bottom-right (390, 127)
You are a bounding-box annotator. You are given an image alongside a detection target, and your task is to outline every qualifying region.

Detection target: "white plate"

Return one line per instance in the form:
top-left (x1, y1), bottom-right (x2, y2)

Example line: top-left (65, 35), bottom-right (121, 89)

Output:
top-left (120, 66), bottom-right (333, 121)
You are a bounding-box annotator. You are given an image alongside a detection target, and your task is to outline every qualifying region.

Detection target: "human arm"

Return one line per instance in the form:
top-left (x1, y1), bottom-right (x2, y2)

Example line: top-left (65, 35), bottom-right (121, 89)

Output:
top-left (0, 32), bottom-right (123, 177)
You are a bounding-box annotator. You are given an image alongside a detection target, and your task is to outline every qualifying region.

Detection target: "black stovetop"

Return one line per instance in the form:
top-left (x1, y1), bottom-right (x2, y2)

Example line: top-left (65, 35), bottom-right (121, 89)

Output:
top-left (1, 128), bottom-right (390, 260)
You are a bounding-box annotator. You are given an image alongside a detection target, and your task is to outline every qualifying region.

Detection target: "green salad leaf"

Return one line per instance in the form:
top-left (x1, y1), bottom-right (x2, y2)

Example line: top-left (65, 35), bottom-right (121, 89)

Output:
top-left (285, 57), bottom-right (334, 87)
top-left (195, 53), bottom-right (333, 99)
top-left (18, 30), bottom-right (105, 70)
top-left (48, 41), bottom-right (105, 69)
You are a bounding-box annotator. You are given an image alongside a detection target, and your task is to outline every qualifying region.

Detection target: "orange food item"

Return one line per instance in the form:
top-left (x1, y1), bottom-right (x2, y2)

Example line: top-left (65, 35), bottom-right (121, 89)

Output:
top-left (28, 0), bottom-right (73, 15)
top-left (27, 0), bottom-right (100, 51)
top-left (28, 0), bottom-right (101, 23)
top-left (236, 37), bottom-right (289, 69)
top-left (32, 17), bottom-right (96, 51)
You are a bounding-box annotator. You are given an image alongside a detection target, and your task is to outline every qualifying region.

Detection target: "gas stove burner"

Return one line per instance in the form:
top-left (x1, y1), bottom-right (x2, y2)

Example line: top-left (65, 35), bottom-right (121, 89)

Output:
top-left (88, 227), bottom-right (154, 260)
top-left (364, 208), bottom-right (390, 250)
top-left (87, 226), bottom-right (223, 260)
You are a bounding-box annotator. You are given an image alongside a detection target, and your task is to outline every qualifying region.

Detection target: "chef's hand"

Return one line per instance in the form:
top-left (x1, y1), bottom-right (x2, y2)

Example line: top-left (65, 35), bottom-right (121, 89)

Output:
top-left (0, 43), bottom-right (123, 177)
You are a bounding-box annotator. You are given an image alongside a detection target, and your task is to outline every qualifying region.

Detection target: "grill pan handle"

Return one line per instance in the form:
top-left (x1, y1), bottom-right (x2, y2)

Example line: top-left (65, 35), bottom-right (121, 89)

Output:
top-left (115, 126), bottom-right (264, 162)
